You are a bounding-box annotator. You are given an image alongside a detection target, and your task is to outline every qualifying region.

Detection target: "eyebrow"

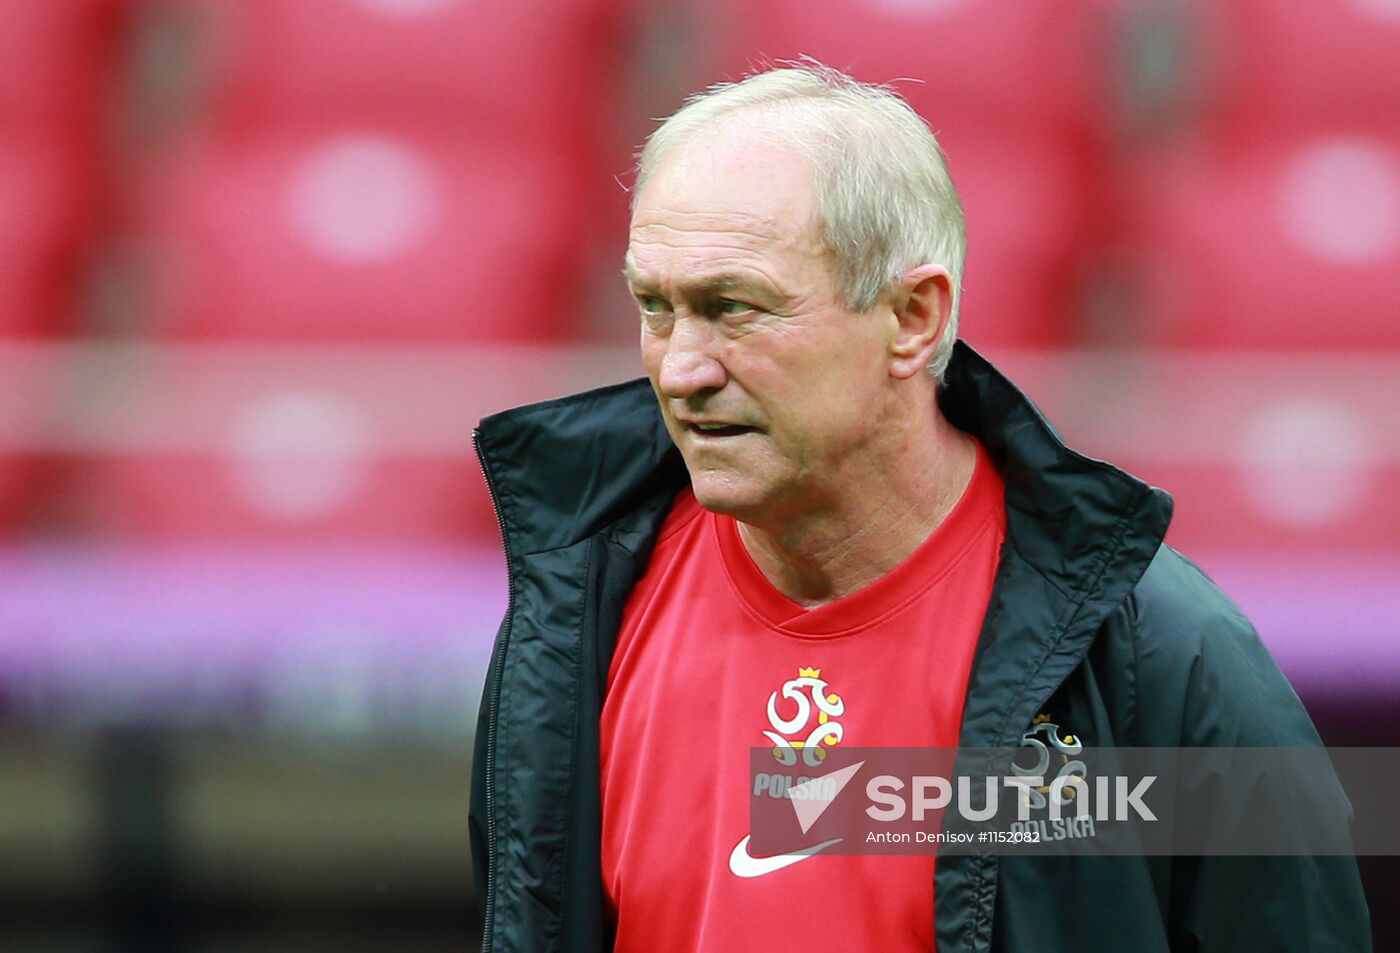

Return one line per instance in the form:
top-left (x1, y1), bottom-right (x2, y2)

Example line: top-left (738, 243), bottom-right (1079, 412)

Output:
top-left (622, 263), bottom-right (782, 303)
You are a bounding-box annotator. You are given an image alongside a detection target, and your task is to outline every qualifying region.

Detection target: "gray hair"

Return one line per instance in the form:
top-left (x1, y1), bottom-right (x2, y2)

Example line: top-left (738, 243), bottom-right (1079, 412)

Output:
top-left (634, 63), bottom-right (967, 380)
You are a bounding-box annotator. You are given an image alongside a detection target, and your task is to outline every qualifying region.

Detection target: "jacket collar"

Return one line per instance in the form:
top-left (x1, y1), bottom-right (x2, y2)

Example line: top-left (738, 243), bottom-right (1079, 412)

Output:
top-left (475, 375), bottom-right (686, 559)
top-left (941, 343), bottom-right (1172, 637)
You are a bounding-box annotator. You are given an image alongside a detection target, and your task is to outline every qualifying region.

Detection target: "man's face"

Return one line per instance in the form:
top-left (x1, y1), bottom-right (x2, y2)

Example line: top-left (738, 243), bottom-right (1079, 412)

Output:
top-left (626, 126), bottom-right (897, 524)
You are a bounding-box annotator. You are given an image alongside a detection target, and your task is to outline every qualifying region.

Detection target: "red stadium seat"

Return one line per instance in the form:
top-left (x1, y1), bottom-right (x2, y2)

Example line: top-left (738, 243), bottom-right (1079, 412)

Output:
top-left (141, 125), bottom-right (589, 343)
top-left (0, 138), bottom-right (90, 337)
top-left (944, 128), bottom-right (1100, 349)
top-left (1204, 0), bottom-right (1400, 133)
top-left (180, 0), bottom-right (626, 140)
top-left (1151, 457), bottom-right (1400, 555)
top-left (81, 453), bottom-right (494, 542)
top-left (1127, 135), bottom-right (1400, 349)
top-left (0, 458), bottom-right (41, 533)
top-left (0, 340), bottom-right (65, 533)
top-left (0, 468), bottom-right (32, 529)
top-left (713, 0), bottom-right (1111, 136)
top-left (0, 0), bottom-right (126, 139)
top-left (1078, 365), bottom-right (1400, 550)
top-left (0, 0), bottom-right (119, 528)
top-left (72, 373), bottom-right (497, 540)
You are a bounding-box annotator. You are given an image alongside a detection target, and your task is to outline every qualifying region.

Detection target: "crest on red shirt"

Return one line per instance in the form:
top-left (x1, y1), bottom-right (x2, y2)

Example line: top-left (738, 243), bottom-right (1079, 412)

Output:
top-left (763, 666), bottom-right (845, 767)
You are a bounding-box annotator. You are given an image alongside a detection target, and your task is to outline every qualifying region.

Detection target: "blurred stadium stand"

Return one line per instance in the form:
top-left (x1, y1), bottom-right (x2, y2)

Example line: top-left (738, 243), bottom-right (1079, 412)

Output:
top-left (1124, 0), bottom-right (1400, 349)
top-left (134, 0), bottom-right (630, 346)
top-left (0, 0), bottom-right (1396, 950)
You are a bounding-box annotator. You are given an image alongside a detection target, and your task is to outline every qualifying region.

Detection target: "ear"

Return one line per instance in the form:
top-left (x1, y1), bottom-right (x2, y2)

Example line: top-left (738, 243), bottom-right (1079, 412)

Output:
top-left (887, 264), bottom-right (953, 380)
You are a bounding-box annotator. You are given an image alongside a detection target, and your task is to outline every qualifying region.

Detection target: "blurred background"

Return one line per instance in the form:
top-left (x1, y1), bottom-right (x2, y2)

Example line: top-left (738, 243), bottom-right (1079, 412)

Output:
top-left (0, 0), bottom-right (1397, 949)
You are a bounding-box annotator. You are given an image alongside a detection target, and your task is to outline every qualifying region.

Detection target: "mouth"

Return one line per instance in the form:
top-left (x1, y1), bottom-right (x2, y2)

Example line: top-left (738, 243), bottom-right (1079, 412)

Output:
top-left (684, 422), bottom-right (759, 439)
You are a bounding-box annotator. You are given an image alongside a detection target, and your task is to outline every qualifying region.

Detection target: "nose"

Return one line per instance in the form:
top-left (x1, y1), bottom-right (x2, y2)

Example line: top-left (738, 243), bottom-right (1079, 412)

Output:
top-left (657, 317), bottom-right (727, 400)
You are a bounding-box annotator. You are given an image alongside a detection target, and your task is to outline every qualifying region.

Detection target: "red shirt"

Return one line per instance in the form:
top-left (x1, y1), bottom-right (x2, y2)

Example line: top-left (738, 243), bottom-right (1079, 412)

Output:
top-left (601, 443), bottom-right (1005, 952)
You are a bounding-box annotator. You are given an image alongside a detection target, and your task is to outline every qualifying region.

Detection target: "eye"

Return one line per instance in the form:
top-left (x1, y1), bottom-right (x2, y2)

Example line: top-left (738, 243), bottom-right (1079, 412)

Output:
top-left (717, 298), bottom-right (754, 317)
top-left (636, 294), bottom-right (674, 333)
top-left (636, 294), bottom-right (668, 314)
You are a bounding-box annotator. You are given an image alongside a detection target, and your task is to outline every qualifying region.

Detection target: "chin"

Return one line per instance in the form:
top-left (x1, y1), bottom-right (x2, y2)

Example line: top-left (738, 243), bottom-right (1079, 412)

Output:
top-left (688, 474), bottom-right (769, 521)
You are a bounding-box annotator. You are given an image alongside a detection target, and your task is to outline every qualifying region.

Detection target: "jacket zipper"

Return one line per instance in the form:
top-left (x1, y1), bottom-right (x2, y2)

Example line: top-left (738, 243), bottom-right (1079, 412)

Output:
top-left (473, 428), bottom-right (515, 952)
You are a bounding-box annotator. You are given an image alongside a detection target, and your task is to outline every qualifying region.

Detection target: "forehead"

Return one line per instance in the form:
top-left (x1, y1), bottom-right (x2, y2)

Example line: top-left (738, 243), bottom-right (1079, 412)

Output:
top-left (627, 125), bottom-right (826, 280)
top-left (638, 122), bottom-right (816, 215)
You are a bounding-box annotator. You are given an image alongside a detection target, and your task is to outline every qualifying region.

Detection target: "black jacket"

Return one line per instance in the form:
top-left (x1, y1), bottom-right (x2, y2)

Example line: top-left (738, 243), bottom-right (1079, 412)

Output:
top-left (470, 343), bottom-right (1371, 952)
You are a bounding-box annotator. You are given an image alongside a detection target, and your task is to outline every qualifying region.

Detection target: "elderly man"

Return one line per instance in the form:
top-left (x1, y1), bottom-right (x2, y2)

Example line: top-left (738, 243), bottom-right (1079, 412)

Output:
top-left (470, 65), bottom-right (1369, 951)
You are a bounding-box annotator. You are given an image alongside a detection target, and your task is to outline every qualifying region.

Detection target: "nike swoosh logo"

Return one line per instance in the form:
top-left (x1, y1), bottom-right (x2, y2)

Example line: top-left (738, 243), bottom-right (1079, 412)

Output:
top-left (727, 835), bottom-right (843, 878)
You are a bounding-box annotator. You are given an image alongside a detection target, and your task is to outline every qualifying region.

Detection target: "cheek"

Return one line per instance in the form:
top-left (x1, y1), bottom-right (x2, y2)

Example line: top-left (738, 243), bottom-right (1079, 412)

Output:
top-left (640, 338), bottom-right (685, 433)
top-left (640, 334), bottom-right (666, 378)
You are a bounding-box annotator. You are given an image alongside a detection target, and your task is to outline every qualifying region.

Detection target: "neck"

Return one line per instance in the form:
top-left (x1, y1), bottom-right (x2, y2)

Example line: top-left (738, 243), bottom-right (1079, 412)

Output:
top-left (736, 405), bottom-right (978, 609)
